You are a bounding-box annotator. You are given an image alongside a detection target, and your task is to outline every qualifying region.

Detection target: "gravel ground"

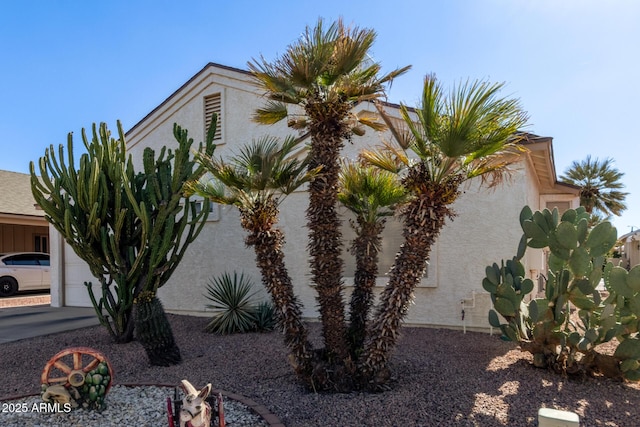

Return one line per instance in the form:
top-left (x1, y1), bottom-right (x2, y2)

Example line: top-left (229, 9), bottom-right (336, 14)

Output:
top-left (1, 314), bottom-right (639, 426)
top-left (0, 385), bottom-right (267, 427)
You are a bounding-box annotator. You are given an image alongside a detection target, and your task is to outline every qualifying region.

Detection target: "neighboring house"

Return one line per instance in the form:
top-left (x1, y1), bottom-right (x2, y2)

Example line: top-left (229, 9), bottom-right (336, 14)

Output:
top-left (618, 229), bottom-right (640, 269)
top-left (48, 63), bottom-right (579, 331)
top-left (0, 170), bottom-right (49, 253)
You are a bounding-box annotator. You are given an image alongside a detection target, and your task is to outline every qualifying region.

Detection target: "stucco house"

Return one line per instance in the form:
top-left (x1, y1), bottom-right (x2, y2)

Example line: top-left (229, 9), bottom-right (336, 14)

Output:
top-left (0, 170), bottom-right (49, 253)
top-left (48, 62), bottom-right (579, 331)
top-left (618, 229), bottom-right (640, 269)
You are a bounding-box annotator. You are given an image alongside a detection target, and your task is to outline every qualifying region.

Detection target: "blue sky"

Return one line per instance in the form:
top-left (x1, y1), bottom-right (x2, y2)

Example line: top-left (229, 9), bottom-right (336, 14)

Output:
top-left (1, 0), bottom-right (638, 234)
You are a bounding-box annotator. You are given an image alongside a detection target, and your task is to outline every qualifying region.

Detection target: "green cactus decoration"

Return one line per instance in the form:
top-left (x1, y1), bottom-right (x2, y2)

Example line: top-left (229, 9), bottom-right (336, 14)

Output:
top-left (133, 291), bottom-right (181, 366)
top-left (30, 117), bottom-right (216, 365)
top-left (485, 205), bottom-right (640, 381)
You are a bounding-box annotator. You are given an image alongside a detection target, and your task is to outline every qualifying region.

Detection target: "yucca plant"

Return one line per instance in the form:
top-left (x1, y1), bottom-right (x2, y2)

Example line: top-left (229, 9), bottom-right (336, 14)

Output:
top-left (254, 301), bottom-right (277, 332)
top-left (204, 272), bottom-right (259, 334)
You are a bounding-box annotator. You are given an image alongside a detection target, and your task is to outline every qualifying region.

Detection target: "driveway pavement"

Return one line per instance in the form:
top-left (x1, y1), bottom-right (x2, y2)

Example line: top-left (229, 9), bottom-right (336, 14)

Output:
top-left (0, 304), bottom-right (99, 343)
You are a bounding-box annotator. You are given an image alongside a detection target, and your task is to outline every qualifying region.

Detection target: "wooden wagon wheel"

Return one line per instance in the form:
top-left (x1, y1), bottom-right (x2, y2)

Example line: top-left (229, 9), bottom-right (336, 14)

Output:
top-left (41, 347), bottom-right (113, 393)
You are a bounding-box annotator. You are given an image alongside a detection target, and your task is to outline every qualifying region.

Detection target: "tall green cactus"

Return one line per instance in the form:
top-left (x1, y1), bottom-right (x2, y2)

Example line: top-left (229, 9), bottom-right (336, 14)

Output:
top-left (485, 205), bottom-right (640, 381)
top-left (31, 117), bottom-right (216, 365)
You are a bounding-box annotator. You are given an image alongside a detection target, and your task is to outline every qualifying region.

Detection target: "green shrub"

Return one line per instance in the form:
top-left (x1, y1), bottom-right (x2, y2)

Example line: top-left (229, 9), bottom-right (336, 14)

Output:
top-left (254, 301), bottom-right (277, 332)
top-left (204, 272), bottom-right (276, 334)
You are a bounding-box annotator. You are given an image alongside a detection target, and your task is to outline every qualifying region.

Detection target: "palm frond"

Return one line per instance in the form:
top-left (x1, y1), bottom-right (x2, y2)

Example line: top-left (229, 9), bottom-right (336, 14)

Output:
top-left (248, 58), bottom-right (301, 102)
top-left (374, 102), bottom-right (415, 150)
top-left (324, 21), bottom-right (376, 84)
top-left (378, 65), bottom-right (413, 87)
top-left (379, 74), bottom-right (528, 189)
top-left (359, 142), bottom-right (410, 174)
top-left (191, 133), bottom-right (316, 211)
top-left (355, 109), bottom-right (386, 132)
top-left (560, 155), bottom-right (628, 216)
top-left (250, 17), bottom-right (410, 137)
top-left (188, 174), bottom-right (237, 204)
top-left (418, 74), bottom-right (444, 145)
top-left (339, 160), bottom-right (407, 224)
top-left (253, 101), bottom-right (289, 125)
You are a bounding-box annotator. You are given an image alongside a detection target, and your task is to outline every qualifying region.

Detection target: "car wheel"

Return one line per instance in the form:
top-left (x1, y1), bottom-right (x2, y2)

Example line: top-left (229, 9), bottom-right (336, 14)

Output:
top-left (0, 276), bottom-right (18, 297)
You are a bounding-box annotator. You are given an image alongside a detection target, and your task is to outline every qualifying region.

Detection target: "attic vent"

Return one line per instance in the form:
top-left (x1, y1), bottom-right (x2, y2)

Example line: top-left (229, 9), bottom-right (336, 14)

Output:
top-left (204, 93), bottom-right (222, 141)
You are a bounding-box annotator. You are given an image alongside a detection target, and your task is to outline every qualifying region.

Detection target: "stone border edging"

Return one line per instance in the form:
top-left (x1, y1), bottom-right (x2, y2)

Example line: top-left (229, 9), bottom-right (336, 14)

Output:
top-left (0, 382), bottom-right (285, 427)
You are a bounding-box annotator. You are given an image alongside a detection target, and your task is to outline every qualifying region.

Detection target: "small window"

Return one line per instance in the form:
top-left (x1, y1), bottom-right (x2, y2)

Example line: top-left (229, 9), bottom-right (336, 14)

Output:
top-left (341, 211), bottom-right (428, 280)
top-left (183, 198), bottom-right (220, 222)
top-left (5, 254), bottom-right (39, 266)
top-left (195, 200), bottom-right (216, 215)
top-left (204, 93), bottom-right (222, 141)
top-left (36, 254), bottom-right (50, 266)
top-left (546, 201), bottom-right (571, 215)
top-left (35, 235), bottom-right (49, 253)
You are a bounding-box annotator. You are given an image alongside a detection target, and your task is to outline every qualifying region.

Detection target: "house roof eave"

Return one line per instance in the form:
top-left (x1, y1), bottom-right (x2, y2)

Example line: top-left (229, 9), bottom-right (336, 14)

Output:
top-left (125, 62), bottom-right (252, 139)
top-left (519, 134), bottom-right (578, 195)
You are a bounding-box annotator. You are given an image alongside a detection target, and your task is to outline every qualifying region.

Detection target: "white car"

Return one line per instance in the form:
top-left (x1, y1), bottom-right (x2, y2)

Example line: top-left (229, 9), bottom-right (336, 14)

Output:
top-left (0, 252), bottom-right (50, 297)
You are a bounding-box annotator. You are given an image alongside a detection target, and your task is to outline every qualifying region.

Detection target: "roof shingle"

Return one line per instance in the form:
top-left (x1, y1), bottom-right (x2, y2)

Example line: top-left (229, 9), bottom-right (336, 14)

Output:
top-left (0, 170), bottom-right (44, 217)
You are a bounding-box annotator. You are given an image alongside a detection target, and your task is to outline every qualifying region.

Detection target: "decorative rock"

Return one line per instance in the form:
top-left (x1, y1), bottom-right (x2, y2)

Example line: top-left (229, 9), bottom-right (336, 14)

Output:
top-left (1, 385), bottom-right (268, 427)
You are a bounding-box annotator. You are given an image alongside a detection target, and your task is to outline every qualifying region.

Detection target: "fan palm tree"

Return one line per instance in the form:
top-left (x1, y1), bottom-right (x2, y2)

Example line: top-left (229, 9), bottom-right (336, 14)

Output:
top-left (187, 135), bottom-right (319, 380)
top-left (560, 156), bottom-right (627, 218)
top-left (249, 18), bottom-right (410, 363)
top-left (338, 160), bottom-right (407, 357)
top-left (359, 75), bottom-right (529, 385)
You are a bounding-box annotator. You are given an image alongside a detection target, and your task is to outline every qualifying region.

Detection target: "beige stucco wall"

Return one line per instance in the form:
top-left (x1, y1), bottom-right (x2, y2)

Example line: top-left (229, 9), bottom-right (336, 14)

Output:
top-left (52, 63), bottom-right (574, 332)
top-left (422, 164), bottom-right (531, 330)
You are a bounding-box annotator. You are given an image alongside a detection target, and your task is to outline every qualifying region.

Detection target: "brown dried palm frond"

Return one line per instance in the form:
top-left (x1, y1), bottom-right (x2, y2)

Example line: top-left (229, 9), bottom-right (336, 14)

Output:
top-left (248, 18), bottom-right (410, 134)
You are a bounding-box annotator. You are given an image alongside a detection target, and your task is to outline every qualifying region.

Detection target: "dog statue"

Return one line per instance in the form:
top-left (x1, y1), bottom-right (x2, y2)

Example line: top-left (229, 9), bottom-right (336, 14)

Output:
top-left (179, 380), bottom-right (212, 427)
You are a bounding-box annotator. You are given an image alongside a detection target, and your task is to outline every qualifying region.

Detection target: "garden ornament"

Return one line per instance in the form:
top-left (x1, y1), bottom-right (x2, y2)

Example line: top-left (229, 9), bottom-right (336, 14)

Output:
top-left (40, 347), bottom-right (113, 411)
top-left (41, 384), bottom-right (79, 408)
top-left (179, 379), bottom-right (212, 427)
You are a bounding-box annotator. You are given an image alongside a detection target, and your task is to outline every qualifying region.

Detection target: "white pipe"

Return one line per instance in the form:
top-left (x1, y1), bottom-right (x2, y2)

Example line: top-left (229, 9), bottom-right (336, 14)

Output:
top-left (460, 290), bottom-right (494, 335)
top-left (460, 290), bottom-right (476, 334)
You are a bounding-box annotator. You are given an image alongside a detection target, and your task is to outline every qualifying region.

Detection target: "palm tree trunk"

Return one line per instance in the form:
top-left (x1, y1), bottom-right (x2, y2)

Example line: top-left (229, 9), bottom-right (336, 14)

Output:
top-left (305, 109), bottom-right (350, 362)
top-left (348, 220), bottom-right (384, 357)
top-left (242, 205), bottom-right (314, 380)
top-left (360, 188), bottom-right (453, 388)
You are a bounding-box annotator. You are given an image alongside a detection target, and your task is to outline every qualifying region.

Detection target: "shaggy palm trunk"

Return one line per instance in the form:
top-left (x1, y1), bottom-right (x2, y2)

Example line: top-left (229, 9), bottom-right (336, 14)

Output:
top-left (134, 293), bottom-right (181, 366)
top-left (348, 220), bottom-right (384, 358)
top-left (305, 100), bottom-right (351, 363)
top-left (360, 168), bottom-right (460, 388)
top-left (580, 188), bottom-right (597, 214)
top-left (240, 202), bottom-right (314, 381)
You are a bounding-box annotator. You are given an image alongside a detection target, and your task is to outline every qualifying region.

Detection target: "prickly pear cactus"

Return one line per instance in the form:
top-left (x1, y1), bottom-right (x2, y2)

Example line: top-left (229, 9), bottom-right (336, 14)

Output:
top-left (485, 205), bottom-right (640, 381)
top-left (483, 258), bottom-right (534, 342)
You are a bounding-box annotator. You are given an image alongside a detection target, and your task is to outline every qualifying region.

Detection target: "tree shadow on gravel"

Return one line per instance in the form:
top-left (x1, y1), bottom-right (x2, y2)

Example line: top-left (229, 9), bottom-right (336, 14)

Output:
top-left (1, 315), bottom-right (639, 427)
top-left (389, 327), bottom-right (640, 427)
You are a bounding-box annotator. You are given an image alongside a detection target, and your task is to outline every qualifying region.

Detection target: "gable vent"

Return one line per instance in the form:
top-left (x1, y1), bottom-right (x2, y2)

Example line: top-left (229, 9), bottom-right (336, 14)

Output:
top-left (204, 93), bottom-right (222, 141)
